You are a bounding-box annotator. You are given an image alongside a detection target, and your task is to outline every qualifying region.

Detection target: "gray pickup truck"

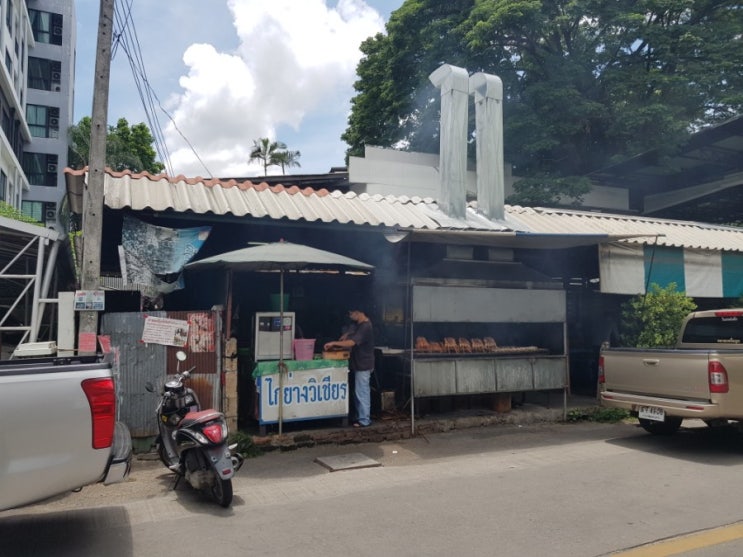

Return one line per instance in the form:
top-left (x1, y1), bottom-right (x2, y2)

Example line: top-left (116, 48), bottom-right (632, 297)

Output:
top-left (599, 308), bottom-right (743, 435)
top-left (0, 353), bottom-right (132, 511)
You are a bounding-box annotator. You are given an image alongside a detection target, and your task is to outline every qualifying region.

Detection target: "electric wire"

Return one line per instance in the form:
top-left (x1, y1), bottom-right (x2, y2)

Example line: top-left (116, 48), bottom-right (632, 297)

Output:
top-left (142, 91), bottom-right (214, 179)
top-left (112, 0), bottom-right (173, 175)
top-left (112, 0), bottom-right (171, 174)
top-left (109, 0), bottom-right (212, 178)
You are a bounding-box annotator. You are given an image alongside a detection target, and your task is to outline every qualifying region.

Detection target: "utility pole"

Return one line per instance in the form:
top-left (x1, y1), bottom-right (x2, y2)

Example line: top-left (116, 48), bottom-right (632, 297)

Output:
top-left (78, 0), bottom-right (114, 353)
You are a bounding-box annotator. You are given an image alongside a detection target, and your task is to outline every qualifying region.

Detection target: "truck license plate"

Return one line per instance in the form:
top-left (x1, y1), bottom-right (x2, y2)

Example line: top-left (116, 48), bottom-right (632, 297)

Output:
top-left (638, 406), bottom-right (665, 422)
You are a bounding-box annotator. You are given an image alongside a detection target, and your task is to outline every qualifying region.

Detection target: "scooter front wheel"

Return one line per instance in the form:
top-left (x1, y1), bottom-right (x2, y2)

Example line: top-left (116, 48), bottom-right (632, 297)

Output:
top-left (154, 435), bottom-right (169, 466)
top-left (211, 477), bottom-right (233, 507)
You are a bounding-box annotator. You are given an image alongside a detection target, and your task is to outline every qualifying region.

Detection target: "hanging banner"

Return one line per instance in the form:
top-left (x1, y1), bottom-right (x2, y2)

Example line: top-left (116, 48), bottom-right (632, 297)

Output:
top-left (122, 214), bottom-right (211, 273)
top-left (120, 215), bottom-right (211, 296)
top-left (141, 316), bottom-right (190, 347)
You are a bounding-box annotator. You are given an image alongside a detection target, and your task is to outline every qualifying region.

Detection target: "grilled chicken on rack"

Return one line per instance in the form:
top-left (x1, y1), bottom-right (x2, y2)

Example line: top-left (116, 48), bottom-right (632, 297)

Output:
top-left (415, 336), bottom-right (431, 351)
top-left (470, 338), bottom-right (485, 352)
top-left (443, 337), bottom-right (459, 353)
top-left (483, 337), bottom-right (498, 352)
top-left (458, 338), bottom-right (473, 353)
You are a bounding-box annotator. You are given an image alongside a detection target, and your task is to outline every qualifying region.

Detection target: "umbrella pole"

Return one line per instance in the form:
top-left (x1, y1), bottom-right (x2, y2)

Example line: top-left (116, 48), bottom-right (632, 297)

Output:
top-left (278, 269), bottom-right (285, 436)
top-left (225, 269), bottom-right (233, 338)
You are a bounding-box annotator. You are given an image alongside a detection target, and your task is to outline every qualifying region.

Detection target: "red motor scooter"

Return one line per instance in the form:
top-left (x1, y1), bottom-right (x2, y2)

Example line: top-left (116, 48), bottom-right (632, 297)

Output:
top-left (146, 351), bottom-right (243, 507)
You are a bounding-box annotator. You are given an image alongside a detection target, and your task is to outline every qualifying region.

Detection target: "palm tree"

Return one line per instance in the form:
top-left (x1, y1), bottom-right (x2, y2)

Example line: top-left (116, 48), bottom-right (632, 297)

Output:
top-left (273, 150), bottom-right (301, 174)
top-left (249, 138), bottom-right (286, 175)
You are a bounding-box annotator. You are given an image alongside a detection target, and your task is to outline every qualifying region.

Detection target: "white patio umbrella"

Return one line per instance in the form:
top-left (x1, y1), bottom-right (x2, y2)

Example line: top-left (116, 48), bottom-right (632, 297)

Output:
top-left (186, 240), bottom-right (374, 434)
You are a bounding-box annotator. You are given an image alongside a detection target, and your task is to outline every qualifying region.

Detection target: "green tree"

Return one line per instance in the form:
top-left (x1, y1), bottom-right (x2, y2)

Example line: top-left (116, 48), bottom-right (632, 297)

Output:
top-left (619, 283), bottom-right (697, 348)
top-left (68, 117), bottom-right (165, 174)
top-left (68, 118), bottom-right (91, 170)
top-left (343, 0), bottom-right (743, 206)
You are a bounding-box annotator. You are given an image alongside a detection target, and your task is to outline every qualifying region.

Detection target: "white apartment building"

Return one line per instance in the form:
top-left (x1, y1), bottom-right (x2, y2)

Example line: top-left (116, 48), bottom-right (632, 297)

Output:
top-left (0, 0), bottom-right (74, 228)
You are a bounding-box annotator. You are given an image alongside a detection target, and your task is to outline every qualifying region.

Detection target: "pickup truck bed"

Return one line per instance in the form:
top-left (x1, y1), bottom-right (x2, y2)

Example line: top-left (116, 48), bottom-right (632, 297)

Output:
top-left (0, 356), bottom-right (132, 511)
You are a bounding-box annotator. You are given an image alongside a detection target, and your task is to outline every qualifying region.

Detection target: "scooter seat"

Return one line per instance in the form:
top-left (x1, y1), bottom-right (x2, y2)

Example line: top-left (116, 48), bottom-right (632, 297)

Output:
top-left (180, 409), bottom-right (223, 428)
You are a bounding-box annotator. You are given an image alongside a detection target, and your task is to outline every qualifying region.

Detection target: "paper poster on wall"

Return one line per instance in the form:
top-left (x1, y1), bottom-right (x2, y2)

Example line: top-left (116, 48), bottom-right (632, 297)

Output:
top-left (78, 332), bottom-right (98, 353)
top-left (141, 316), bottom-right (190, 347)
top-left (188, 312), bottom-right (215, 352)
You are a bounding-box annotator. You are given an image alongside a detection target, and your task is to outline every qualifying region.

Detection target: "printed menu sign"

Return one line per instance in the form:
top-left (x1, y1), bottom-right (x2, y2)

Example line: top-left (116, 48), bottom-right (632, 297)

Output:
top-left (141, 316), bottom-right (190, 347)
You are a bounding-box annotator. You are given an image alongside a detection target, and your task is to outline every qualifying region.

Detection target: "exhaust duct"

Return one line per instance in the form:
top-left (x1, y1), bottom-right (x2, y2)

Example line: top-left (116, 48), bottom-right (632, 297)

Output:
top-left (429, 64), bottom-right (469, 220)
top-left (429, 64), bottom-right (506, 222)
top-left (470, 73), bottom-right (505, 220)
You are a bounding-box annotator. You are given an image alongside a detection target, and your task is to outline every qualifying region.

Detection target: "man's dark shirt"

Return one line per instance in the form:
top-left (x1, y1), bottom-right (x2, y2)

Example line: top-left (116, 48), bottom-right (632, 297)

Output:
top-left (347, 320), bottom-right (374, 371)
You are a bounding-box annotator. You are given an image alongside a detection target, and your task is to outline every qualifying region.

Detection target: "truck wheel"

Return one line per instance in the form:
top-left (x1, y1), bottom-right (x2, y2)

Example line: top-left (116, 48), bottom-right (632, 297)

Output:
top-left (211, 478), bottom-right (233, 507)
top-left (639, 416), bottom-right (682, 435)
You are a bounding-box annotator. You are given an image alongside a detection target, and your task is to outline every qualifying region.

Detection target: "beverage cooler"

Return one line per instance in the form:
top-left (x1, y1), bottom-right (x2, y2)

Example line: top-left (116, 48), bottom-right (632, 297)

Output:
top-left (253, 312), bottom-right (295, 361)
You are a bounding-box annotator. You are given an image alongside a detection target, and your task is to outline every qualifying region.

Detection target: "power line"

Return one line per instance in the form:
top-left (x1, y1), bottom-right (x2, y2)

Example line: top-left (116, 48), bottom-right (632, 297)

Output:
top-left (112, 0), bottom-right (172, 175)
top-left (110, 0), bottom-right (212, 177)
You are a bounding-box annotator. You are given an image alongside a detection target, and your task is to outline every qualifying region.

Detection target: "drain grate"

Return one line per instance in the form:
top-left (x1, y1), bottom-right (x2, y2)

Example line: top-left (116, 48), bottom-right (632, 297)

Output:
top-left (314, 453), bottom-right (382, 472)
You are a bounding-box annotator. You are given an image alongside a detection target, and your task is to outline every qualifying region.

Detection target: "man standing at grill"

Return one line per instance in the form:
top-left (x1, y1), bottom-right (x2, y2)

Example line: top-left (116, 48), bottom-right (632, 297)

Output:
top-left (324, 307), bottom-right (374, 427)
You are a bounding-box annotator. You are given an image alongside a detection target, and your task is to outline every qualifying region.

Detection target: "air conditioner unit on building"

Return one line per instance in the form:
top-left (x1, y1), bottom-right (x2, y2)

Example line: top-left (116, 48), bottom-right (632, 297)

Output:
top-left (47, 163), bottom-right (58, 173)
top-left (51, 71), bottom-right (61, 81)
top-left (49, 129), bottom-right (59, 138)
top-left (44, 204), bottom-right (57, 224)
top-left (49, 117), bottom-right (59, 127)
top-left (53, 26), bottom-right (62, 36)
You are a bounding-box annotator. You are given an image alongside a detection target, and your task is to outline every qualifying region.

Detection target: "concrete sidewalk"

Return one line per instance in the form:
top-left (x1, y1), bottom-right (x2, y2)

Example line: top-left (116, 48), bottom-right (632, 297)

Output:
top-left (249, 391), bottom-right (600, 452)
top-left (4, 391), bottom-right (601, 516)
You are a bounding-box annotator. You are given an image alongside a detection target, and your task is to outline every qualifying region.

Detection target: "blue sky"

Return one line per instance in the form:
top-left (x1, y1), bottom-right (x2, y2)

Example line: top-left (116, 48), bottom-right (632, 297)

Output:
top-left (73, 0), bottom-right (403, 178)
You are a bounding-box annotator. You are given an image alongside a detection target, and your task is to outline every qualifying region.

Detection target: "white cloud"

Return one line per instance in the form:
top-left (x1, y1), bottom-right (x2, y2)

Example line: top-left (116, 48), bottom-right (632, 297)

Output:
top-left (164, 0), bottom-right (385, 178)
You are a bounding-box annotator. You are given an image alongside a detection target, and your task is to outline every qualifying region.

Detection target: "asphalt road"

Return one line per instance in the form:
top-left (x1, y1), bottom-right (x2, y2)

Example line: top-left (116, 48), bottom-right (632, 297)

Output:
top-left (3, 420), bottom-right (743, 557)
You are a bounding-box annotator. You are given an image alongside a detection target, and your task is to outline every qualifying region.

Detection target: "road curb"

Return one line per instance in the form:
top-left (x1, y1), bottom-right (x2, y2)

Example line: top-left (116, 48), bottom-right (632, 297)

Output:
top-left (250, 400), bottom-right (596, 452)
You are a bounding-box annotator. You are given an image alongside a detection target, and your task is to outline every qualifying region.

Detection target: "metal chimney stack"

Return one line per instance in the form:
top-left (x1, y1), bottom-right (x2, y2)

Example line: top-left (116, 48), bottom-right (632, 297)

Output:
top-left (429, 64), bottom-right (469, 220)
top-left (470, 72), bottom-right (505, 221)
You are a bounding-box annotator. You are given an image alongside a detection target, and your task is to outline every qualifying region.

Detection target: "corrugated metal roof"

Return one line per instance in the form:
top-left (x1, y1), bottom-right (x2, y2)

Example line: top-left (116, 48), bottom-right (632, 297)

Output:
top-left (65, 169), bottom-right (743, 252)
top-left (66, 169), bottom-right (510, 232)
top-left (506, 205), bottom-right (743, 252)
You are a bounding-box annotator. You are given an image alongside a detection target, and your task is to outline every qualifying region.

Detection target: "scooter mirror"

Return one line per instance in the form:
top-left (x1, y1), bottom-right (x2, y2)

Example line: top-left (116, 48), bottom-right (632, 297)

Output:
top-left (176, 350), bottom-right (187, 362)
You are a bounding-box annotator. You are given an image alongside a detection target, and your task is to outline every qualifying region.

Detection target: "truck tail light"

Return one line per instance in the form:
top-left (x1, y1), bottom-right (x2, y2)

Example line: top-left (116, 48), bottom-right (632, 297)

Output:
top-left (708, 361), bottom-right (729, 394)
top-left (598, 356), bottom-right (605, 385)
top-left (82, 378), bottom-right (116, 449)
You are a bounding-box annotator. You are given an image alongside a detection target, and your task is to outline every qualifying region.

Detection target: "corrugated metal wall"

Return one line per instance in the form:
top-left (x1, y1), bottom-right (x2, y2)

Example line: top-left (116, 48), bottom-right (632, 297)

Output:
top-left (101, 310), bottom-right (222, 438)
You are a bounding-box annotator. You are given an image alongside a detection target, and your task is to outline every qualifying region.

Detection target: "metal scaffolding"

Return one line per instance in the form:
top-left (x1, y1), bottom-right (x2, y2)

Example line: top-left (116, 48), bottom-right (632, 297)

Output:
top-left (0, 216), bottom-right (63, 356)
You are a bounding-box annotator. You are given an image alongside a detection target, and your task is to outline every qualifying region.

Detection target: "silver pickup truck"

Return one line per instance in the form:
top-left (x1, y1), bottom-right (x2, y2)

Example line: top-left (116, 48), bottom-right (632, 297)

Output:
top-left (0, 354), bottom-right (132, 511)
top-left (599, 308), bottom-right (743, 435)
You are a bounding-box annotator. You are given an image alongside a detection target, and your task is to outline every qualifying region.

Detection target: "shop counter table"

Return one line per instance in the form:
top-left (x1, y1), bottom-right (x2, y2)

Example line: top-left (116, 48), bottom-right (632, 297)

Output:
top-left (252, 359), bottom-right (349, 431)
